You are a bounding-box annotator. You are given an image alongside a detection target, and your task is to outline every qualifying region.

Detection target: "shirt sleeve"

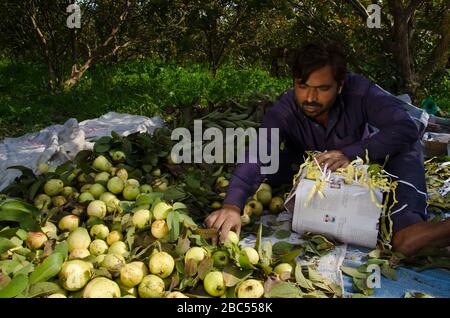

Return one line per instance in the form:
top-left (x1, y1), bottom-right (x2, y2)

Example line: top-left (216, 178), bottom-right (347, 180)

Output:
top-left (223, 104), bottom-right (295, 210)
top-left (340, 82), bottom-right (420, 161)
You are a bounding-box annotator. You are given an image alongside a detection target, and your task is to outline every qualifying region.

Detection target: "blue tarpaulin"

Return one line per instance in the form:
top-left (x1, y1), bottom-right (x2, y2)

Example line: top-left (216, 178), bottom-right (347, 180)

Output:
top-left (342, 245), bottom-right (450, 298)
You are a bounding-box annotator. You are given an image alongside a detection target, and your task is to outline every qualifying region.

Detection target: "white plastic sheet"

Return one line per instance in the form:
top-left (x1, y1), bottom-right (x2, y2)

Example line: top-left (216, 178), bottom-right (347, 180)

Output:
top-left (0, 112), bottom-right (164, 191)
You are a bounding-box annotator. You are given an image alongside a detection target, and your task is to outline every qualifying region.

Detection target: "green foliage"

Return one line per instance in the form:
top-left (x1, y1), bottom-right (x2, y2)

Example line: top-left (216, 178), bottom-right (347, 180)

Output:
top-left (0, 59), bottom-right (290, 139)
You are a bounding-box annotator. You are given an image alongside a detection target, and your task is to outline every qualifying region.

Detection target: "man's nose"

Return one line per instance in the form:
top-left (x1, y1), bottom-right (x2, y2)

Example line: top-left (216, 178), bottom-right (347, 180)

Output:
top-left (306, 88), bottom-right (318, 102)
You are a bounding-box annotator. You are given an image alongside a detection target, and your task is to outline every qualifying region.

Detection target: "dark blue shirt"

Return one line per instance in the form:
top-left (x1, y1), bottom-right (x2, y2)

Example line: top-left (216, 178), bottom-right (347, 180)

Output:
top-left (224, 73), bottom-right (420, 211)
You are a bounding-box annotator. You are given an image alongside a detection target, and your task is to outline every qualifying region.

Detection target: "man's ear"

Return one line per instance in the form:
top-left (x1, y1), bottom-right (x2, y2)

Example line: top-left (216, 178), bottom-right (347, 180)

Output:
top-left (338, 82), bottom-right (344, 94)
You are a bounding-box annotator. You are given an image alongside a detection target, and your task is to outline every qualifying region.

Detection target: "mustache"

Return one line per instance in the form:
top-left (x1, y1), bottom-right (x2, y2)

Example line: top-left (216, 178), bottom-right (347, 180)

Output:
top-left (302, 102), bottom-right (323, 108)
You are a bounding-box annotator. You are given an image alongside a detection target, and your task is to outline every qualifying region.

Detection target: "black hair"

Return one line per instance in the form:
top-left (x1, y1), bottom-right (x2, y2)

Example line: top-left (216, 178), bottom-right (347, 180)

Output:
top-left (292, 42), bottom-right (347, 85)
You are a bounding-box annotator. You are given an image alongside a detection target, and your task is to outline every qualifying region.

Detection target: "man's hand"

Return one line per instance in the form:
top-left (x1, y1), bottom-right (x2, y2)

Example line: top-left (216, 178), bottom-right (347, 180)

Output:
top-left (393, 219), bottom-right (450, 257)
top-left (205, 204), bottom-right (241, 245)
top-left (315, 150), bottom-right (350, 172)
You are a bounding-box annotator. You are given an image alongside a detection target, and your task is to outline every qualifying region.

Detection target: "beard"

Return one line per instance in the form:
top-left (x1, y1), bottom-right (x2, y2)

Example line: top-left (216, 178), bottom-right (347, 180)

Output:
top-left (294, 95), bottom-right (335, 120)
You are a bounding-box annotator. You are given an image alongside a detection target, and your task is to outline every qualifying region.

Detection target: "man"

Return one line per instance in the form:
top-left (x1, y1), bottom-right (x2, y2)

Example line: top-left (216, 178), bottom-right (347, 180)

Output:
top-left (205, 43), bottom-right (450, 256)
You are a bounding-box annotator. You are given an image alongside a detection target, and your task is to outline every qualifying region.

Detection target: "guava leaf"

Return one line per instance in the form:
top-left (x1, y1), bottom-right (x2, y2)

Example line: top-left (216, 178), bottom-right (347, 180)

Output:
top-left (237, 252), bottom-right (256, 270)
top-left (28, 179), bottom-right (44, 201)
top-left (0, 238), bottom-right (16, 254)
top-left (223, 266), bottom-right (252, 287)
top-left (29, 252), bottom-right (64, 284)
top-left (294, 264), bottom-right (314, 291)
top-left (381, 264), bottom-right (398, 280)
top-left (167, 211), bottom-right (180, 243)
top-left (279, 249), bottom-right (303, 264)
top-left (53, 241), bottom-right (68, 259)
top-left (93, 136), bottom-right (112, 153)
top-left (272, 241), bottom-right (294, 255)
top-left (261, 241), bottom-right (272, 266)
top-left (26, 281), bottom-right (64, 298)
top-left (255, 224), bottom-right (263, 256)
top-left (184, 258), bottom-right (197, 277)
top-left (0, 272), bottom-right (11, 289)
top-left (13, 262), bottom-right (34, 277)
top-left (340, 266), bottom-right (368, 279)
top-left (178, 213), bottom-right (198, 231)
top-left (197, 258), bottom-right (213, 280)
top-left (163, 187), bottom-right (187, 202)
top-left (15, 229), bottom-right (28, 241)
top-left (274, 230), bottom-right (291, 239)
top-left (0, 274), bottom-right (28, 298)
top-left (0, 259), bottom-right (21, 276)
top-left (265, 281), bottom-right (302, 298)
top-left (0, 227), bottom-right (19, 239)
top-left (125, 226), bottom-right (136, 251)
top-left (175, 236), bottom-right (191, 256)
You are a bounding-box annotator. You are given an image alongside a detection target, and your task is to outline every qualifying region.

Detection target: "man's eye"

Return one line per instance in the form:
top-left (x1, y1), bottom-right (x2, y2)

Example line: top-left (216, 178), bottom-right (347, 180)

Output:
top-left (298, 84), bottom-right (307, 89)
top-left (319, 87), bottom-right (330, 92)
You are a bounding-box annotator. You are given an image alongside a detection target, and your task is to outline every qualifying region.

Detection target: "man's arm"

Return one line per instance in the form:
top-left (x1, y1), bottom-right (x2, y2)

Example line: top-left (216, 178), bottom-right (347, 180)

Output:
top-left (393, 218), bottom-right (450, 256)
top-left (340, 82), bottom-right (420, 161)
top-left (205, 104), bottom-right (294, 243)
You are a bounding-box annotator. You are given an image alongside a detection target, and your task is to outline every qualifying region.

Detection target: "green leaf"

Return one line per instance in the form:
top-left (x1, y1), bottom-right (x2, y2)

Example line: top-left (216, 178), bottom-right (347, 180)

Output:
top-left (307, 267), bottom-right (325, 283)
top-left (272, 241), bottom-right (294, 255)
top-left (368, 249), bottom-right (381, 259)
top-left (0, 237), bottom-right (16, 254)
top-left (0, 227), bottom-right (19, 239)
top-left (15, 229), bottom-right (28, 241)
top-left (26, 281), bottom-right (65, 298)
top-left (223, 265), bottom-right (252, 287)
top-left (340, 266), bottom-right (368, 279)
top-left (173, 202), bottom-right (188, 211)
top-left (14, 262), bottom-right (34, 277)
top-left (28, 179), bottom-right (44, 201)
top-left (294, 264), bottom-right (315, 291)
top-left (167, 211), bottom-right (180, 243)
top-left (0, 200), bottom-right (40, 231)
top-left (178, 213), bottom-right (198, 231)
top-left (0, 274), bottom-right (28, 298)
top-left (279, 249), bottom-right (303, 263)
top-left (94, 137), bottom-right (112, 153)
top-left (261, 241), bottom-right (272, 266)
top-left (266, 282), bottom-right (302, 298)
top-left (0, 273), bottom-right (11, 289)
top-left (381, 264), bottom-right (398, 281)
top-left (175, 236), bottom-right (191, 256)
top-left (53, 241), bottom-right (68, 259)
top-left (352, 277), bottom-right (373, 296)
top-left (163, 187), bottom-right (187, 202)
top-left (0, 259), bottom-right (21, 275)
top-left (125, 226), bottom-right (136, 251)
top-left (197, 258), bottom-right (214, 280)
top-left (237, 252), bottom-right (256, 270)
top-left (274, 229), bottom-right (291, 239)
top-left (29, 252), bottom-right (64, 285)
top-left (367, 258), bottom-right (389, 266)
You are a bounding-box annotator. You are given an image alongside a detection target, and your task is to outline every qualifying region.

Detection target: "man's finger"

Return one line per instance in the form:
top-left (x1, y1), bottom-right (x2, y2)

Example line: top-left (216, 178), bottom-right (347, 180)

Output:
top-left (315, 153), bottom-right (330, 164)
top-left (321, 159), bottom-right (336, 170)
top-left (329, 161), bottom-right (342, 172)
top-left (219, 222), bottom-right (233, 244)
top-left (338, 161), bottom-right (349, 170)
top-left (205, 211), bottom-right (219, 228)
top-left (234, 223), bottom-right (241, 238)
top-left (211, 214), bottom-right (226, 232)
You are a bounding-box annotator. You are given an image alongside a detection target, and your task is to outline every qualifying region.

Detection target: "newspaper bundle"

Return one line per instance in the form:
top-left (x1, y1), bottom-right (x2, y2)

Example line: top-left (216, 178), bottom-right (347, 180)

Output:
top-left (285, 170), bottom-right (383, 248)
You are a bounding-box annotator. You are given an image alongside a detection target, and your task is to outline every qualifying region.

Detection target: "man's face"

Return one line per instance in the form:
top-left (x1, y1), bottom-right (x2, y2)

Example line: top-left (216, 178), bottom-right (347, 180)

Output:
top-left (294, 65), bottom-right (341, 120)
